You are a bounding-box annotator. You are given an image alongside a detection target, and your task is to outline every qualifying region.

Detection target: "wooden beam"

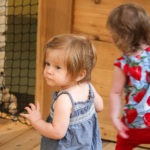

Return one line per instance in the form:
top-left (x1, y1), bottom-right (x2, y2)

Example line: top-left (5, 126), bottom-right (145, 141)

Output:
top-left (36, 0), bottom-right (73, 119)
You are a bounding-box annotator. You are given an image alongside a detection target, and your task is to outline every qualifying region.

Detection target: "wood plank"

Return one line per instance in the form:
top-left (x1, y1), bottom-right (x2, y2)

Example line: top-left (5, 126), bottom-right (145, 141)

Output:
top-left (135, 147), bottom-right (150, 150)
top-left (0, 121), bottom-right (29, 135)
top-left (103, 142), bottom-right (148, 150)
top-left (100, 123), bottom-right (117, 141)
top-left (140, 145), bottom-right (150, 150)
top-left (92, 69), bottom-right (113, 96)
top-left (73, 0), bottom-right (150, 42)
top-left (93, 41), bottom-right (121, 70)
top-left (90, 41), bottom-right (121, 141)
top-left (0, 119), bottom-right (148, 150)
top-left (32, 145), bottom-right (40, 150)
top-left (0, 121), bottom-right (30, 146)
top-left (103, 142), bottom-right (116, 150)
top-left (0, 118), bottom-right (11, 128)
top-left (0, 128), bottom-right (41, 150)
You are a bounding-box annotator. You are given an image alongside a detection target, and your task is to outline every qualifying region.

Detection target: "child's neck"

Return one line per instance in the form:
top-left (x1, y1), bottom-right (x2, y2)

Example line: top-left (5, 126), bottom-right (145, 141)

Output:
top-left (140, 43), bottom-right (149, 49)
top-left (59, 82), bottom-right (87, 92)
top-left (126, 44), bottom-right (149, 56)
top-left (59, 82), bottom-right (78, 91)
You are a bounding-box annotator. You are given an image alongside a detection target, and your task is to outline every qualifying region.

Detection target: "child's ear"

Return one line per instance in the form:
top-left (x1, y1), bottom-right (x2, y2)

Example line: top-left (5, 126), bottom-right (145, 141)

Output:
top-left (76, 69), bottom-right (86, 82)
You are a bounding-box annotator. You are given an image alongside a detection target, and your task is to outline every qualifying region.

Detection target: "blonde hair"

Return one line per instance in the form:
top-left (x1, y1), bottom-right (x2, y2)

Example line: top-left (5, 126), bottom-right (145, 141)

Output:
top-left (44, 34), bottom-right (97, 83)
top-left (106, 3), bottom-right (150, 53)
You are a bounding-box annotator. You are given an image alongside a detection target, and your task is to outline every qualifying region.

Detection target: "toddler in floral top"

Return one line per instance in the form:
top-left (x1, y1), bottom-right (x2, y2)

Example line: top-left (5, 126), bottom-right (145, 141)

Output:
top-left (107, 3), bottom-right (150, 150)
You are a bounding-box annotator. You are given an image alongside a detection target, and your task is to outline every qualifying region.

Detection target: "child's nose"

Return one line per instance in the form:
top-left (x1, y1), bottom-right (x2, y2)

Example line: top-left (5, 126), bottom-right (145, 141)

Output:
top-left (47, 67), bottom-right (54, 75)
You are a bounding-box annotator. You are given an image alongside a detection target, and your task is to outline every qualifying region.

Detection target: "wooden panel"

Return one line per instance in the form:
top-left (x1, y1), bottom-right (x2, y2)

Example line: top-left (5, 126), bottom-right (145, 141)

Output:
top-left (0, 128), bottom-right (40, 150)
top-left (93, 41), bottom-right (121, 70)
top-left (90, 41), bottom-right (120, 140)
top-left (33, 145), bottom-right (40, 150)
top-left (0, 121), bottom-right (30, 146)
top-left (73, 0), bottom-right (150, 42)
top-left (36, 0), bottom-right (73, 119)
top-left (103, 142), bottom-right (148, 150)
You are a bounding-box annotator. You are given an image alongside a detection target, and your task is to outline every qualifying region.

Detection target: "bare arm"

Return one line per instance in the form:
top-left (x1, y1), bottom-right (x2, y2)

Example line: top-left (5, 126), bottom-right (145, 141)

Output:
top-left (21, 94), bottom-right (72, 140)
top-left (109, 66), bottom-right (128, 138)
top-left (91, 84), bottom-right (103, 112)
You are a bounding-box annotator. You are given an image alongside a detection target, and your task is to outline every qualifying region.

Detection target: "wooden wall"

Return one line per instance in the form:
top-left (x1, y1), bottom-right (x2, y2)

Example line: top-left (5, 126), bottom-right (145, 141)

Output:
top-left (36, 0), bottom-right (150, 147)
top-left (72, 0), bottom-right (150, 143)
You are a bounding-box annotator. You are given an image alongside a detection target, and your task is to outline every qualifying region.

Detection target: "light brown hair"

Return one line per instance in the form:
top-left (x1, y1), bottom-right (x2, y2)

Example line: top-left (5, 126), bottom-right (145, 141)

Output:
top-left (106, 3), bottom-right (150, 53)
top-left (44, 34), bottom-right (97, 83)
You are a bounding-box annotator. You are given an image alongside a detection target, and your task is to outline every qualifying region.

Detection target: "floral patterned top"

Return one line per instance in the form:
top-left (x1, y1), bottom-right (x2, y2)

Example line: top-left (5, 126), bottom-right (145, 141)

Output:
top-left (114, 46), bottom-right (150, 128)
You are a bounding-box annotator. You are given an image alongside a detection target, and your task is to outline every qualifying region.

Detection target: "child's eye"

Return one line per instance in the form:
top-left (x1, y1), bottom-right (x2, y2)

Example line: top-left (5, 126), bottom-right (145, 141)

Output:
top-left (56, 66), bottom-right (61, 69)
top-left (45, 62), bottom-right (50, 66)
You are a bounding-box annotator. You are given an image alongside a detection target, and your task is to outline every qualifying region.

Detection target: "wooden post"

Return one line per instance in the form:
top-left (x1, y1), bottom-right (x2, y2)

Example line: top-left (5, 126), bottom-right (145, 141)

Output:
top-left (36, 0), bottom-right (73, 119)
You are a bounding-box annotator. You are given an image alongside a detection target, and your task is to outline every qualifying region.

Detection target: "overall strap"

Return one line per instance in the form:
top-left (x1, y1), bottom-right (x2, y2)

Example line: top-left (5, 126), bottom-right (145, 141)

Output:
top-left (50, 91), bottom-right (74, 120)
top-left (51, 91), bottom-right (75, 112)
top-left (88, 83), bottom-right (94, 101)
top-left (57, 91), bottom-right (75, 105)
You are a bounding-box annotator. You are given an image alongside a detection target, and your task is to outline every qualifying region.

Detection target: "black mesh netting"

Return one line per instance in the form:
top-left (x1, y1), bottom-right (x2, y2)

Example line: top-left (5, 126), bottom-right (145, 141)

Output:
top-left (0, 0), bottom-right (38, 124)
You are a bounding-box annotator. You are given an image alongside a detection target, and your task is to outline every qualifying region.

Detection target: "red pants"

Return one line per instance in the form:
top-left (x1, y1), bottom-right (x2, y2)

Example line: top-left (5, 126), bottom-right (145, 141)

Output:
top-left (116, 128), bottom-right (150, 150)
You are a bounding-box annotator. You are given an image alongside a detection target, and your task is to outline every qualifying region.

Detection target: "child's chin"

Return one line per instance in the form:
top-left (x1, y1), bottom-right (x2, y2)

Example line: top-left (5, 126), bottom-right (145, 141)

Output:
top-left (47, 83), bottom-right (56, 87)
top-left (45, 81), bottom-right (56, 87)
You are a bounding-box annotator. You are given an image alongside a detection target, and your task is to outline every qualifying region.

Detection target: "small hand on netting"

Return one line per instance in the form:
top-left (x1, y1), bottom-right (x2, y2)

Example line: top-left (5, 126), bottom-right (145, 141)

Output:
top-left (20, 101), bottom-right (42, 125)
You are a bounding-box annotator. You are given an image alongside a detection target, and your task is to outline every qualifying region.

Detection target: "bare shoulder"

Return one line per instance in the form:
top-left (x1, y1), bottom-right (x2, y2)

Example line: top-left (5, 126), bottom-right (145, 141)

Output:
top-left (53, 93), bottom-right (73, 111)
top-left (66, 83), bottom-right (89, 103)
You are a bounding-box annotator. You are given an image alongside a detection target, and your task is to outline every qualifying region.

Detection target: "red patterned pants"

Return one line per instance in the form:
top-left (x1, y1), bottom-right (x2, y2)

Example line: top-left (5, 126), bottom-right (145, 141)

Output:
top-left (116, 128), bottom-right (150, 150)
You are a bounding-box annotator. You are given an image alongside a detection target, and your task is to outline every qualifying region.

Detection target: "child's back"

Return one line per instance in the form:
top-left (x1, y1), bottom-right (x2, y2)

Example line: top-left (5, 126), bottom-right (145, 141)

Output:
top-left (41, 83), bottom-right (102, 150)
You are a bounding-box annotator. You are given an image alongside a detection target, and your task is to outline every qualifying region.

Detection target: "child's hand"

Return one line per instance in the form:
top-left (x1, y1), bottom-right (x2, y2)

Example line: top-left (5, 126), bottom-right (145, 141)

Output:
top-left (21, 101), bottom-right (42, 124)
top-left (112, 118), bottom-right (129, 139)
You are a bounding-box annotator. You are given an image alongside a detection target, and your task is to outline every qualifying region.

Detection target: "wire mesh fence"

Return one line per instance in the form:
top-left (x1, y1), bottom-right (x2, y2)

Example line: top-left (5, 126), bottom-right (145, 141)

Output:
top-left (0, 0), bottom-right (38, 124)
